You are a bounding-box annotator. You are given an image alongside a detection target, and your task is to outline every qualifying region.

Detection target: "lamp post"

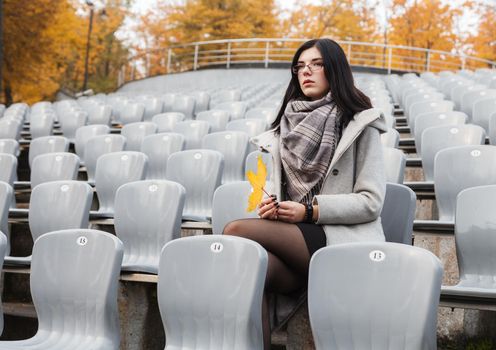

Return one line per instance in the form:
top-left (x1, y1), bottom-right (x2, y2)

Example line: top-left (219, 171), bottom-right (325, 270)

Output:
top-left (82, 0), bottom-right (94, 92)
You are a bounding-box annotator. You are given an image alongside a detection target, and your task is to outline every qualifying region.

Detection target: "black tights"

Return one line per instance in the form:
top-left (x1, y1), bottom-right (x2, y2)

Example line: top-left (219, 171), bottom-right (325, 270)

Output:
top-left (223, 218), bottom-right (310, 350)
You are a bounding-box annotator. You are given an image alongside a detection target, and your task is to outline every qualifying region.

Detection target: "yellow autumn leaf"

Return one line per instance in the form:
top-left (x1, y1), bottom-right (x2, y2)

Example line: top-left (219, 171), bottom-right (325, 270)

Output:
top-left (246, 155), bottom-right (267, 212)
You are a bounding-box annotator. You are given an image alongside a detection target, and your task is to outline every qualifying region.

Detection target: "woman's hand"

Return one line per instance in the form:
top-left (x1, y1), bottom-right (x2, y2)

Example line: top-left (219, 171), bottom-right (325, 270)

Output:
top-left (276, 201), bottom-right (306, 223)
top-left (258, 195), bottom-right (279, 220)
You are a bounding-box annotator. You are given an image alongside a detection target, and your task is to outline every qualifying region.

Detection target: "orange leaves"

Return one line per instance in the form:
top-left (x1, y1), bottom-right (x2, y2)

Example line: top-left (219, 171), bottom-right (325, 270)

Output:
top-left (246, 155), bottom-right (268, 212)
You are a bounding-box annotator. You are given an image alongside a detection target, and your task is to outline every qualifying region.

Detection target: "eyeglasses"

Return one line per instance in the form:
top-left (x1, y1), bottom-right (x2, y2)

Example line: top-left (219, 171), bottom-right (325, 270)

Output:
top-left (291, 61), bottom-right (324, 74)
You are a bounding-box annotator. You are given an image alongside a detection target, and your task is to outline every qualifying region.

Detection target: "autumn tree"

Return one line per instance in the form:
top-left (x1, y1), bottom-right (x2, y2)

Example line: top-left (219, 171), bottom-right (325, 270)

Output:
top-left (466, 4), bottom-right (496, 64)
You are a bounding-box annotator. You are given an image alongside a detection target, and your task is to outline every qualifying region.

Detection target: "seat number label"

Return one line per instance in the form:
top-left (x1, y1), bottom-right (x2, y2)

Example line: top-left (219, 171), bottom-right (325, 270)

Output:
top-left (369, 250), bottom-right (385, 262)
top-left (210, 242), bottom-right (223, 253)
top-left (77, 236), bottom-right (88, 246)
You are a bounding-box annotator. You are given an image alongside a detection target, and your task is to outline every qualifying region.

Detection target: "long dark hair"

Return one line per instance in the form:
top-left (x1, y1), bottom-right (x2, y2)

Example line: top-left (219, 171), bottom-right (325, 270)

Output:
top-left (271, 38), bottom-right (372, 131)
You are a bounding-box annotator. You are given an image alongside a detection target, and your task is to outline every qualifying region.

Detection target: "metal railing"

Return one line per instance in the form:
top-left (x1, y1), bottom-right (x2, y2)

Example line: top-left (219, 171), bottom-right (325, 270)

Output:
top-left (117, 38), bottom-right (496, 86)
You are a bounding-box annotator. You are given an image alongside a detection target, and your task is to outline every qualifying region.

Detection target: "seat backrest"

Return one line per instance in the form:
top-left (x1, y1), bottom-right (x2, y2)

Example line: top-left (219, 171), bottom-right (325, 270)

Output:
top-left (29, 136), bottom-right (69, 167)
top-left (421, 124), bottom-right (486, 182)
top-left (0, 139), bottom-right (20, 156)
top-left (83, 134), bottom-right (126, 182)
top-left (0, 154), bottom-right (17, 186)
top-left (119, 102), bottom-right (145, 125)
top-left (0, 182), bottom-right (13, 253)
top-left (158, 235), bottom-right (267, 350)
top-left (380, 128), bottom-right (400, 148)
top-left (95, 151), bottom-right (148, 214)
top-left (408, 100), bottom-right (454, 132)
top-left (74, 124), bottom-right (110, 160)
top-left (380, 183), bottom-right (416, 244)
top-left (152, 112), bottom-right (185, 132)
top-left (189, 91), bottom-right (210, 114)
top-left (383, 147), bottom-right (406, 184)
top-left (196, 109), bottom-right (230, 132)
top-left (245, 150), bottom-right (273, 183)
top-left (490, 112), bottom-right (496, 145)
top-left (121, 122), bottom-right (157, 151)
top-left (30, 112), bottom-right (54, 139)
top-left (87, 104), bottom-right (112, 125)
top-left (460, 89), bottom-right (496, 119)
top-left (455, 185), bottom-right (496, 288)
top-left (166, 149), bottom-right (223, 220)
top-left (29, 180), bottom-right (93, 243)
top-left (404, 91), bottom-right (444, 115)
top-left (30, 152), bottom-right (80, 189)
top-left (141, 133), bottom-right (184, 180)
top-left (414, 111), bottom-right (467, 154)
top-left (226, 118), bottom-right (266, 139)
top-left (434, 145), bottom-right (496, 221)
top-left (172, 120), bottom-right (211, 150)
top-left (215, 101), bottom-right (248, 120)
top-left (216, 89), bottom-right (242, 103)
top-left (472, 97), bottom-right (496, 133)
top-left (308, 242), bottom-right (443, 350)
top-left (452, 83), bottom-right (485, 111)
top-left (171, 95), bottom-right (195, 119)
top-left (140, 97), bottom-right (164, 121)
top-left (202, 131), bottom-right (249, 183)
top-left (114, 180), bottom-right (185, 273)
top-left (244, 108), bottom-right (277, 127)
top-left (211, 181), bottom-right (259, 234)
top-left (0, 119), bottom-right (22, 140)
top-left (30, 229), bottom-right (123, 346)
top-left (59, 110), bottom-right (88, 142)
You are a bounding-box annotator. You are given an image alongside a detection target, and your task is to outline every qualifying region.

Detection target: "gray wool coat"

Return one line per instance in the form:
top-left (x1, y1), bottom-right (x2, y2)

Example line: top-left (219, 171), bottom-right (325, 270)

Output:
top-left (251, 107), bottom-right (388, 245)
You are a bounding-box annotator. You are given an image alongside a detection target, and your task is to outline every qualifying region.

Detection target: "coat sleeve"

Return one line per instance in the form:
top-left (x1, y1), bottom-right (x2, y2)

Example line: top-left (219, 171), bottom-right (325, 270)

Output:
top-left (312, 126), bottom-right (386, 225)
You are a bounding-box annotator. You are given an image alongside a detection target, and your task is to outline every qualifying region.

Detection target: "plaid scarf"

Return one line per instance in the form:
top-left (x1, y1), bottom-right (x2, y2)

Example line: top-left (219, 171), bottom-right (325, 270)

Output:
top-left (280, 92), bottom-right (342, 203)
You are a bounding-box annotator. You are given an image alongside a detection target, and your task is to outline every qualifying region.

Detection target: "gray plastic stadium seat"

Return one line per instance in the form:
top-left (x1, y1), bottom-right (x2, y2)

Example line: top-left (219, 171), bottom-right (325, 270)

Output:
top-left (115, 180), bottom-right (185, 273)
top-left (414, 111), bottom-right (467, 155)
top-left (245, 107), bottom-right (277, 127)
top-left (442, 185), bottom-right (496, 298)
top-left (211, 181), bottom-right (258, 234)
top-left (408, 100), bottom-right (454, 132)
top-left (0, 119), bottom-right (22, 139)
top-left (380, 127), bottom-right (400, 148)
top-left (141, 133), bottom-right (184, 180)
top-left (171, 95), bottom-right (195, 119)
top-left (0, 182), bottom-right (13, 254)
top-left (452, 84), bottom-right (485, 111)
top-left (308, 242), bottom-right (443, 350)
top-left (5, 180), bottom-right (93, 265)
top-left (30, 112), bottom-right (54, 139)
top-left (152, 112), bottom-right (185, 132)
top-left (0, 232), bottom-right (5, 334)
top-left (74, 124), bottom-right (110, 161)
top-left (0, 139), bottom-right (20, 156)
top-left (95, 151), bottom-right (147, 215)
top-left (244, 150), bottom-right (273, 185)
top-left (383, 147), bottom-right (406, 184)
top-left (140, 97), bottom-right (164, 121)
top-left (121, 121), bottom-right (157, 151)
top-left (87, 104), bottom-right (112, 125)
top-left (434, 145), bottom-right (496, 222)
top-left (172, 120), bottom-right (211, 150)
top-left (30, 152), bottom-right (80, 189)
top-left (163, 93), bottom-right (176, 112)
top-left (0, 154), bottom-right (17, 186)
top-left (166, 149), bottom-right (223, 221)
top-left (190, 91), bottom-right (210, 114)
top-left (380, 183), bottom-right (416, 245)
top-left (216, 101), bottom-right (248, 120)
top-left (490, 112), bottom-right (496, 145)
top-left (158, 235), bottom-right (267, 349)
top-left (0, 229), bottom-right (122, 349)
top-left (196, 109), bottom-right (230, 132)
top-left (226, 118), bottom-right (267, 152)
top-left (83, 134), bottom-right (126, 182)
top-left (119, 101), bottom-right (145, 125)
top-left (421, 125), bottom-right (486, 182)
top-left (460, 89), bottom-right (496, 119)
top-left (216, 89), bottom-right (242, 102)
top-left (404, 91), bottom-right (444, 116)
top-left (59, 110), bottom-right (88, 143)
top-left (29, 135), bottom-right (69, 167)
top-left (202, 131), bottom-right (249, 183)
top-left (472, 97), bottom-right (496, 133)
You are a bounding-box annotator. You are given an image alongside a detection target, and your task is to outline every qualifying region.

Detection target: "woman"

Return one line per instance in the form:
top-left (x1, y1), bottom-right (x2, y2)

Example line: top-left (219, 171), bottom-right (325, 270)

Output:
top-left (223, 38), bottom-right (387, 349)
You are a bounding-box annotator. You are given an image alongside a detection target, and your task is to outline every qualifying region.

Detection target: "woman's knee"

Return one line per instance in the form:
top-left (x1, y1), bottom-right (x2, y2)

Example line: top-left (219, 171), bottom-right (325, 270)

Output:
top-left (222, 219), bottom-right (248, 236)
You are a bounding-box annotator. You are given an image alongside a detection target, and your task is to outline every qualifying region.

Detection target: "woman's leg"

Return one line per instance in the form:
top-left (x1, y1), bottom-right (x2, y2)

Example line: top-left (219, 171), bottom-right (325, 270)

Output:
top-left (223, 219), bottom-right (311, 350)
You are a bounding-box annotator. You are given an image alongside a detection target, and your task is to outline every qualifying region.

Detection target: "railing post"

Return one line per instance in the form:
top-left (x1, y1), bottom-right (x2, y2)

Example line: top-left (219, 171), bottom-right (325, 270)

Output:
top-left (426, 51), bottom-right (431, 72)
top-left (347, 44), bottom-right (352, 62)
top-left (193, 44), bottom-right (199, 70)
top-left (387, 47), bottom-right (393, 74)
top-left (461, 57), bottom-right (466, 70)
top-left (167, 48), bottom-right (172, 73)
top-left (264, 41), bottom-right (270, 68)
top-left (227, 41), bottom-right (232, 69)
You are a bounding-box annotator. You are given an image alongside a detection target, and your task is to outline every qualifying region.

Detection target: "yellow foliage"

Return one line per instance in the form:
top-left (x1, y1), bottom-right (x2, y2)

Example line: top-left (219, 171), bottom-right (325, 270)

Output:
top-left (246, 155), bottom-right (268, 212)
top-left (466, 5), bottom-right (496, 63)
